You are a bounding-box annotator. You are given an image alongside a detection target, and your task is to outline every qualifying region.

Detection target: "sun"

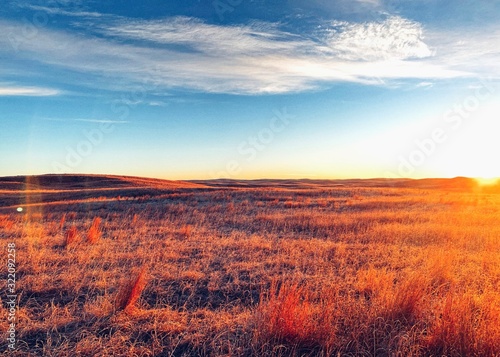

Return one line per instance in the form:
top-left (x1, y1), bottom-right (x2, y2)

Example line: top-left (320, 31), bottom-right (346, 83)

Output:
top-left (475, 177), bottom-right (500, 186)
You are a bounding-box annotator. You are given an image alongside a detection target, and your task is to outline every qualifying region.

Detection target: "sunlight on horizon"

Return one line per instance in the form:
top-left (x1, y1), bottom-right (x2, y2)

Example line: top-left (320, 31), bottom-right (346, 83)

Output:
top-left (475, 177), bottom-right (500, 186)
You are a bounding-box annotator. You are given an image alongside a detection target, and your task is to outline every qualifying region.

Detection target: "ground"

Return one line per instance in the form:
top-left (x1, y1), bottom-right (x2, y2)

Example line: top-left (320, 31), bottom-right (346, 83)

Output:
top-left (1, 174), bottom-right (499, 356)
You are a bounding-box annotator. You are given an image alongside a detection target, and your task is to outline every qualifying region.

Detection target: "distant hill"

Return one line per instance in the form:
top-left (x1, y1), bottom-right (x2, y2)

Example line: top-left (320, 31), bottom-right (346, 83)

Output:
top-left (0, 174), bottom-right (498, 211)
top-left (0, 174), bottom-right (208, 210)
top-left (191, 177), bottom-right (495, 191)
top-left (1, 174), bottom-right (496, 192)
top-left (0, 174), bottom-right (207, 191)
top-left (392, 177), bottom-right (479, 190)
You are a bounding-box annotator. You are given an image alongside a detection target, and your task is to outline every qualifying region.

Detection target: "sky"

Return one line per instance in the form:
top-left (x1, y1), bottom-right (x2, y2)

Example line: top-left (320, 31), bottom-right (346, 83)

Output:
top-left (1, 0), bottom-right (500, 180)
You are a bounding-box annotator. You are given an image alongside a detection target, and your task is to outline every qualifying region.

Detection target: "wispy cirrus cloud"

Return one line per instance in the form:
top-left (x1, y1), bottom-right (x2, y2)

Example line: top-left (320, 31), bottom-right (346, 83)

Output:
top-left (0, 86), bottom-right (61, 96)
top-left (23, 5), bottom-right (105, 18)
top-left (322, 16), bottom-right (432, 61)
top-left (0, 13), bottom-right (495, 95)
top-left (73, 118), bottom-right (129, 123)
top-left (41, 117), bottom-right (129, 124)
top-left (90, 15), bottom-right (467, 90)
top-left (425, 25), bottom-right (500, 78)
top-left (98, 15), bottom-right (433, 62)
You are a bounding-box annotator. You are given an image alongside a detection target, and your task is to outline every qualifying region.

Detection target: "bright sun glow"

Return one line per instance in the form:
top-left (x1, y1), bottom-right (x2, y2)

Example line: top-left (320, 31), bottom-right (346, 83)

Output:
top-left (423, 101), bottom-right (500, 181)
top-left (475, 177), bottom-right (500, 186)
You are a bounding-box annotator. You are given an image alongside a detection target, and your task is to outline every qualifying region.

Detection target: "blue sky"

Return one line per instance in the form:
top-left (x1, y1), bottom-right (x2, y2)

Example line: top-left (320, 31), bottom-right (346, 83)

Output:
top-left (1, 0), bottom-right (499, 179)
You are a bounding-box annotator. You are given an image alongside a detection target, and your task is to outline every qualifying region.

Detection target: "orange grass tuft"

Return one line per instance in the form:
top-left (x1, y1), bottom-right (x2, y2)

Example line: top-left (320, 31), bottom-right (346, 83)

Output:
top-left (0, 216), bottom-right (15, 230)
top-left (180, 224), bottom-right (192, 239)
top-left (425, 290), bottom-right (500, 356)
top-left (384, 273), bottom-right (427, 323)
top-left (59, 213), bottom-right (66, 230)
top-left (64, 225), bottom-right (79, 248)
top-left (115, 268), bottom-right (148, 312)
top-left (87, 217), bottom-right (102, 244)
top-left (257, 282), bottom-right (337, 350)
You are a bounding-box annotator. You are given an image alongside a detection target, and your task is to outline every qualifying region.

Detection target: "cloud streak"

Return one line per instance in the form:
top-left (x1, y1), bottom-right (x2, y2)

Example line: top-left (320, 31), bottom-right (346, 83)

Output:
top-left (40, 117), bottom-right (129, 123)
top-left (0, 14), bottom-right (495, 95)
top-left (21, 4), bottom-right (105, 18)
top-left (73, 119), bottom-right (129, 123)
top-left (0, 86), bottom-right (61, 96)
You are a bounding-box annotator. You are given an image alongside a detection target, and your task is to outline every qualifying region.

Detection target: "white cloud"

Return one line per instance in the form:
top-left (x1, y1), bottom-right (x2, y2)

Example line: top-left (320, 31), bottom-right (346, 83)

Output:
top-left (415, 81), bottom-right (433, 88)
top-left (425, 26), bottom-right (500, 78)
top-left (0, 15), bottom-right (495, 95)
top-left (100, 16), bottom-right (433, 62)
top-left (0, 86), bottom-right (61, 96)
top-left (322, 16), bottom-right (432, 61)
top-left (358, 0), bottom-right (380, 5)
top-left (89, 16), bottom-right (467, 92)
top-left (25, 5), bottom-right (104, 18)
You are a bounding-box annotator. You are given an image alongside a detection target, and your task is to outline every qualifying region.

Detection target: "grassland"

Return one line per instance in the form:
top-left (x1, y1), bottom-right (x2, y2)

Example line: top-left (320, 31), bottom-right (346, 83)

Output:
top-left (1, 174), bottom-right (500, 356)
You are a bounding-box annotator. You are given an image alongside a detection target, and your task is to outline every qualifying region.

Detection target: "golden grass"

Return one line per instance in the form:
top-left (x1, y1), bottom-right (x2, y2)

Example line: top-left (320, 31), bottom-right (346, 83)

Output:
top-left (2, 179), bottom-right (500, 356)
top-left (425, 290), bottom-right (500, 356)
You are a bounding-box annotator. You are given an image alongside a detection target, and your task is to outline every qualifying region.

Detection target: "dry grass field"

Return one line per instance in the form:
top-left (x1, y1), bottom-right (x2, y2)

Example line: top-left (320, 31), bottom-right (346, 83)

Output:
top-left (1, 174), bottom-right (500, 356)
